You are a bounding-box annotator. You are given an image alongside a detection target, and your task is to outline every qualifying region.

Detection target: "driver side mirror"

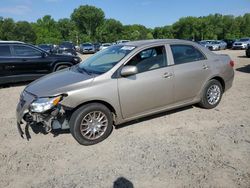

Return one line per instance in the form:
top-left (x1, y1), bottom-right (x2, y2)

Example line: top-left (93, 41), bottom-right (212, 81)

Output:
top-left (121, 66), bottom-right (138, 77)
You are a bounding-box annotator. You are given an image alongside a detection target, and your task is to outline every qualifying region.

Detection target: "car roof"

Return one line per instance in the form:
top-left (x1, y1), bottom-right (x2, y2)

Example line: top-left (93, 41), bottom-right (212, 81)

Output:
top-left (0, 40), bottom-right (25, 44)
top-left (125, 39), bottom-right (199, 47)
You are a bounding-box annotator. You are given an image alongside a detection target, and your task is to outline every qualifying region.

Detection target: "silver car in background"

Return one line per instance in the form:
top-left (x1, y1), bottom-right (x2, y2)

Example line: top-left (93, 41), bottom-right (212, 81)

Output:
top-left (206, 40), bottom-right (227, 51)
top-left (198, 40), bottom-right (214, 47)
top-left (100, 43), bottom-right (112, 50)
top-left (16, 39), bottom-right (234, 145)
top-left (80, 43), bottom-right (95, 54)
top-left (232, 38), bottom-right (250, 49)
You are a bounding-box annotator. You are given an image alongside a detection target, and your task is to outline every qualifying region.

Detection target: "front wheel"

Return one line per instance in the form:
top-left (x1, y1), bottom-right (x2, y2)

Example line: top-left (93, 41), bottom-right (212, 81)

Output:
top-left (199, 79), bottom-right (223, 109)
top-left (69, 103), bottom-right (113, 145)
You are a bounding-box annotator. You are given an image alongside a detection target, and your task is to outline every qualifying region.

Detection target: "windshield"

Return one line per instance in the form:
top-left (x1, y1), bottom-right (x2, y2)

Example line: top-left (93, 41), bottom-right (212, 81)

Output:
top-left (78, 45), bottom-right (135, 74)
top-left (239, 38), bottom-right (250, 42)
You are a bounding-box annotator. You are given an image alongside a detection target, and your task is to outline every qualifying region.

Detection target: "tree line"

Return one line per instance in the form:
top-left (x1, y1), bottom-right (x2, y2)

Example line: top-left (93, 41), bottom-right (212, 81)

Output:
top-left (0, 5), bottom-right (249, 45)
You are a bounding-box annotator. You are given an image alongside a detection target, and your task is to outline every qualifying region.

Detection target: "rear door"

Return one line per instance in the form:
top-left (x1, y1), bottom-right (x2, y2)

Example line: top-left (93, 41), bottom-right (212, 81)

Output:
top-left (170, 44), bottom-right (210, 103)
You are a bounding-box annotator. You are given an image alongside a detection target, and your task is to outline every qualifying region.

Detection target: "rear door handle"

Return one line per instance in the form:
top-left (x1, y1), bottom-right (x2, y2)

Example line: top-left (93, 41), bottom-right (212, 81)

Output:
top-left (163, 72), bottom-right (173, 78)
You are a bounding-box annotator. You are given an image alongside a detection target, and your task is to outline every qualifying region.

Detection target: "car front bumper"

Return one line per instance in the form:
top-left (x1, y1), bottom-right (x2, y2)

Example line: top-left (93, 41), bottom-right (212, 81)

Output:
top-left (232, 45), bottom-right (247, 49)
top-left (16, 91), bottom-right (70, 139)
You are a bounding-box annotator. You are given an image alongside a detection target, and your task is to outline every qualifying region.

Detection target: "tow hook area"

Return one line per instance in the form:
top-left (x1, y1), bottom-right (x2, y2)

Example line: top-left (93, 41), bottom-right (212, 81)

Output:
top-left (18, 107), bottom-right (70, 140)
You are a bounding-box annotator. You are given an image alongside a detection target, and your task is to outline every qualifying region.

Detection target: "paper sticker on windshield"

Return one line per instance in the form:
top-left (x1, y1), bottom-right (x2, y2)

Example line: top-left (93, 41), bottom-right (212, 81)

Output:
top-left (121, 46), bottom-right (135, 51)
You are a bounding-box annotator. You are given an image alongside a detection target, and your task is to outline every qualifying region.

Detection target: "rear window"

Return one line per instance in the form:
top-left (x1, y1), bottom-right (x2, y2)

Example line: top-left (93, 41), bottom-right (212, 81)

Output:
top-left (170, 45), bottom-right (206, 65)
top-left (0, 45), bottom-right (11, 56)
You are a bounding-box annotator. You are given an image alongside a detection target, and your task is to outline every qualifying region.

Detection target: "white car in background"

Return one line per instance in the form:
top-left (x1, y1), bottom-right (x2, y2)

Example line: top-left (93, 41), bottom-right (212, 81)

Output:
top-left (100, 43), bottom-right (112, 50)
top-left (206, 40), bottom-right (227, 51)
top-left (232, 38), bottom-right (250, 49)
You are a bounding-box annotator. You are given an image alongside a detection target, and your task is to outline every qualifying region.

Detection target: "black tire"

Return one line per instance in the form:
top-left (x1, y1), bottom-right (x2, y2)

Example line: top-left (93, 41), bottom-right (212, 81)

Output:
top-left (69, 103), bottom-right (113, 145)
top-left (198, 79), bottom-right (223, 109)
top-left (55, 65), bottom-right (70, 71)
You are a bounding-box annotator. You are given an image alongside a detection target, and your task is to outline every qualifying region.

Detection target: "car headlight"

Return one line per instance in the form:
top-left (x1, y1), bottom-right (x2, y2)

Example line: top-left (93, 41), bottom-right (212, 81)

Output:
top-left (30, 96), bottom-right (62, 113)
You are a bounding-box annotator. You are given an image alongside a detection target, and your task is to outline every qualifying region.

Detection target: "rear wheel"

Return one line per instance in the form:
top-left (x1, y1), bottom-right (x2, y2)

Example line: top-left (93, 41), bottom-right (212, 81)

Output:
top-left (69, 103), bottom-right (113, 145)
top-left (199, 79), bottom-right (223, 109)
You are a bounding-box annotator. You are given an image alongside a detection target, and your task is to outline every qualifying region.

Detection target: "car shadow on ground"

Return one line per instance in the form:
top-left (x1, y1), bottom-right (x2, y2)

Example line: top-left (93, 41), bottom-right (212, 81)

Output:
top-left (27, 105), bottom-right (194, 138)
top-left (0, 81), bottom-right (30, 89)
top-left (115, 105), bottom-right (193, 130)
top-left (113, 177), bottom-right (134, 188)
top-left (236, 64), bottom-right (250, 73)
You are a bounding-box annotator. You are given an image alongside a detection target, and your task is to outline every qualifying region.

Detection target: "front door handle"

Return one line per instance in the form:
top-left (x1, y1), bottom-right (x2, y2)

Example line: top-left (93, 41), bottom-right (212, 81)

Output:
top-left (163, 72), bottom-right (173, 78)
top-left (202, 65), bottom-right (209, 70)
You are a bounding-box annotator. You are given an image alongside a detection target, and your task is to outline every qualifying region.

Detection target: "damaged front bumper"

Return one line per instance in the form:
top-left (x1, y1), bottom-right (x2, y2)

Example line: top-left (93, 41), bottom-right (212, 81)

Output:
top-left (16, 91), bottom-right (70, 139)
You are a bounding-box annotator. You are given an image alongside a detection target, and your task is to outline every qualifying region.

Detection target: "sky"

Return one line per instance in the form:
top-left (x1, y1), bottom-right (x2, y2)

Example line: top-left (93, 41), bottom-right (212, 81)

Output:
top-left (0, 0), bottom-right (250, 28)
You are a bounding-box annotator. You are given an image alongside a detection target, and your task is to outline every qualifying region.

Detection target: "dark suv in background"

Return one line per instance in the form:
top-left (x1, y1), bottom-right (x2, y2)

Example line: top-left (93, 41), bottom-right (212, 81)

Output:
top-left (0, 41), bottom-right (81, 84)
top-left (58, 41), bottom-right (77, 56)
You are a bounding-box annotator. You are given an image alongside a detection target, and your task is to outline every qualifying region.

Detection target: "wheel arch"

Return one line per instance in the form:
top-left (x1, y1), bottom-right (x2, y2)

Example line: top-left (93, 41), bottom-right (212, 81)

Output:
top-left (210, 76), bottom-right (225, 92)
top-left (53, 62), bottom-right (73, 72)
top-left (69, 100), bottom-right (117, 122)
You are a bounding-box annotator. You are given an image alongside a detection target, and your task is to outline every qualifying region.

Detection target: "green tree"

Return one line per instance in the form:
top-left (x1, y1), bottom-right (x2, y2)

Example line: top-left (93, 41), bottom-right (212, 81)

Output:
top-left (33, 15), bottom-right (61, 44)
top-left (57, 18), bottom-right (75, 41)
top-left (96, 19), bottom-right (123, 42)
top-left (153, 25), bottom-right (173, 39)
top-left (12, 21), bottom-right (36, 43)
top-left (0, 18), bottom-right (15, 40)
top-left (122, 24), bottom-right (152, 40)
top-left (71, 5), bottom-right (105, 40)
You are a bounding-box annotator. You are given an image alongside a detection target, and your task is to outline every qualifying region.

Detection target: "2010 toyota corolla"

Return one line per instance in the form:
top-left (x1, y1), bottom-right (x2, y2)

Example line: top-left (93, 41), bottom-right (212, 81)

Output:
top-left (16, 39), bottom-right (234, 145)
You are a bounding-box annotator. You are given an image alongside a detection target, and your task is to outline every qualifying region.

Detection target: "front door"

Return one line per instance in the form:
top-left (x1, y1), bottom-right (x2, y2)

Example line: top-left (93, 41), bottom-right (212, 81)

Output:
top-left (8, 45), bottom-right (50, 76)
top-left (118, 45), bottom-right (174, 119)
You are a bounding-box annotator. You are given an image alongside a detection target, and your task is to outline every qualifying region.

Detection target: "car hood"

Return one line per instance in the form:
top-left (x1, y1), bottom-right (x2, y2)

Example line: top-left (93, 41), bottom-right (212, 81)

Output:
top-left (25, 68), bottom-right (95, 97)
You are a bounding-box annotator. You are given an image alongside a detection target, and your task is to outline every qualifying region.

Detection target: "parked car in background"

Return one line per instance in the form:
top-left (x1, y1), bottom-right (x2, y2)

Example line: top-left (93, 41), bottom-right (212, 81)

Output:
top-left (246, 44), bottom-right (250, 57)
top-left (93, 42), bottom-right (101, 52)
top-left (58, 41), bottom-right (77, 56)
top-left (232, 38), bottom-right (250, 50)
top-left (0, 41), bottom-right (81, 84)
top-left (80, 43), bottom-right (95, 54)
top-left (206, 40), bottom-right (227, 51)
top-left (16, 39), bottom-right (234, 145)
top-left (37, 44), bottom-right (56, 53)
top-left (116, 40), bottom-right (130, 44)
top-left (223, 39), bottom-right (236, 49)
top-left (100, 43), bottom-right (112, 50)
top-left (198, 40), bottom-right (214, 47)
top-left (75, 45), bottom-right (80, 52)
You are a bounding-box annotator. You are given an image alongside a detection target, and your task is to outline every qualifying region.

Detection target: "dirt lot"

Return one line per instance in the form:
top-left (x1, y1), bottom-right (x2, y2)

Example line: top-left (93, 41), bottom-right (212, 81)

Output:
top-left (0, 50), bottom-right (249, 188)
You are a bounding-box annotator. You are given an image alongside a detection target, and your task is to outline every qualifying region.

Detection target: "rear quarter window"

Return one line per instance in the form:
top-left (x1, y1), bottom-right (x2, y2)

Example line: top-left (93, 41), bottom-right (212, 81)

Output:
top-left (0, 45), bottom-right (11, 56)
top-left (170, 45), bottom-right (206, 65)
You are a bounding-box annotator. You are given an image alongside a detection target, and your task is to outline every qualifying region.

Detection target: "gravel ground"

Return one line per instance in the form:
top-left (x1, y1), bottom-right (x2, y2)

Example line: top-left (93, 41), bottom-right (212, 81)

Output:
top-left (0, 50), bottom-right (249, 188)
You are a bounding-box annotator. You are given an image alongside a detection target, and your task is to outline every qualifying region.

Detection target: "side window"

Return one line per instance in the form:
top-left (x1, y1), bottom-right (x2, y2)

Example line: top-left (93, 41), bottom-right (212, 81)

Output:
top-left (0, 45), bottom-right (11, 56)
top-left (170, 45), bottom-right (206, 65)
top-left (13, 45), bottom-right (42, 57)
top-left (126, 46), bottom-right (167, 73)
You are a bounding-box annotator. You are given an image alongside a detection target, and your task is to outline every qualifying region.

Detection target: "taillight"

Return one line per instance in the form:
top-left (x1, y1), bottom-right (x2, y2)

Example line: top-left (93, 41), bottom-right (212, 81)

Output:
top-left (229, 60), bottom-right (234, 67)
